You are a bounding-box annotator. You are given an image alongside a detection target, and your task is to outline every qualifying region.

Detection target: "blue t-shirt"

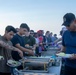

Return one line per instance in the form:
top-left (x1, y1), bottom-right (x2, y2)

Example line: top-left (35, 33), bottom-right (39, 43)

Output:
top-left (62, 30), bottom-right (76, 68)
top-left (11, 34), bottom-right (25, 61)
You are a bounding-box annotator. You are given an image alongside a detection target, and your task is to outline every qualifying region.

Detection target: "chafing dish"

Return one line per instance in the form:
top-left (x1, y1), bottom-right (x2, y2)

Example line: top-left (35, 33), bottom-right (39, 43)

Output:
top-left (13, 68), bottom-right (56, 75)
top-left (19, 57), bottom-right (51, 71)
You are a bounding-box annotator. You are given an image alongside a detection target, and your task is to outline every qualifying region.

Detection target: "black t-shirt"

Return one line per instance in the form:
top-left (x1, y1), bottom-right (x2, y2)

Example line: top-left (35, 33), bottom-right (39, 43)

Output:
top-left (11, 34), bottom-right (25, 61)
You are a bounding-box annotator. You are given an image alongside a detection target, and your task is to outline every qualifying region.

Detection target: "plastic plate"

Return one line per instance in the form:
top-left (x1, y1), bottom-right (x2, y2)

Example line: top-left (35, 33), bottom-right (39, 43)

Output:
top-left (56, 52), bottom-right (73, 58)
top-left (7, 59), bottom-right (21, 67)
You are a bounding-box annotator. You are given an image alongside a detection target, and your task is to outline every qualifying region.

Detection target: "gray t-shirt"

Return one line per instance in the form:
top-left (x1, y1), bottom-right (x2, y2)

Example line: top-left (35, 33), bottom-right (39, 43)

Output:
top-left (0, 35), bottom-right (12, 73)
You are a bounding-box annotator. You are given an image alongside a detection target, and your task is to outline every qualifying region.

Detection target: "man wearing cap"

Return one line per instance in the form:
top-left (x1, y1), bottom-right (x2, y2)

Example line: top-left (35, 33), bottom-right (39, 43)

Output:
top-left (61, 13), bottom-right (76, 75)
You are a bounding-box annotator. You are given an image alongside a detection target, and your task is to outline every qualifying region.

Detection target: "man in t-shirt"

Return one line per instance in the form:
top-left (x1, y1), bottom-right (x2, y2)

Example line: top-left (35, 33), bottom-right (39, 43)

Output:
top-left (11, 23), bottom-right (34, 61)
top-left (23, 27), bottom-right (36, 56)
top-left (0, 26), bottom-right (23, 75)
top-left (61, 13), bottom-right (76, 75)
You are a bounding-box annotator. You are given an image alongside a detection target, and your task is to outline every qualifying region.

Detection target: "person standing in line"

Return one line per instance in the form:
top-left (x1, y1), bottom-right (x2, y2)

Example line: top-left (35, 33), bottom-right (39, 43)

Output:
top-left (0, 25), bottom-right (23, 75)
top-left (11, 23), bottom-right (34, 61)
top-left (23, 27), bottom-right (36, 56)
top-left (61, 13), bottom-right (76, 75)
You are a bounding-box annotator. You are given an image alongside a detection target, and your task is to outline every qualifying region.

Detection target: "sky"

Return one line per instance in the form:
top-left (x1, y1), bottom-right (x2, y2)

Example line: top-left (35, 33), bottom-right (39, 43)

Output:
top-left (0, 0), bottom-right (76, 36)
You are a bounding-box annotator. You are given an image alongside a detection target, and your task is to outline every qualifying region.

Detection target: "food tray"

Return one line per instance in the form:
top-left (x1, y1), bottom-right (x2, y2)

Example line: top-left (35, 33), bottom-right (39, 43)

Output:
top-left (21, 68), bottom-right (49, 73)
top-left (41, 50), bottom-right (57, 56)
top-left (20, 58), bottom-right (50, 64)
top-left (27, 56), bottom-right (51, 59)
top-left (13, 68), bottom-right (56, 75)
top-left (19, 58), bottom-right (50, 69)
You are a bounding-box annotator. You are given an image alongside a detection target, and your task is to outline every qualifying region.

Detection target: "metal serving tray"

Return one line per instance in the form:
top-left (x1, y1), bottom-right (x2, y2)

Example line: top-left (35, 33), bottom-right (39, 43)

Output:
top-left (14, 69), bottom-right (56, 75)
top-left (13, 68), bottom-right (56, 75)
top-left (20, 58), bottom-right (50, 64)
top-left (19, 57), bottom-right (51, 71)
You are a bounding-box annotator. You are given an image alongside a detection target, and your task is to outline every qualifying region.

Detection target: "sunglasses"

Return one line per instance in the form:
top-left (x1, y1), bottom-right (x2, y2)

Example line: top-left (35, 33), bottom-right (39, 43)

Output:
top-left (30, 33), bottom-right (34, 34)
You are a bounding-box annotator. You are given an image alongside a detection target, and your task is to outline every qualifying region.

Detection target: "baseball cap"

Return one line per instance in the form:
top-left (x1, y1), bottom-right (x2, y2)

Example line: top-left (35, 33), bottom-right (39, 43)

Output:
top-left (62, 13), bottom-right (75, 26)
